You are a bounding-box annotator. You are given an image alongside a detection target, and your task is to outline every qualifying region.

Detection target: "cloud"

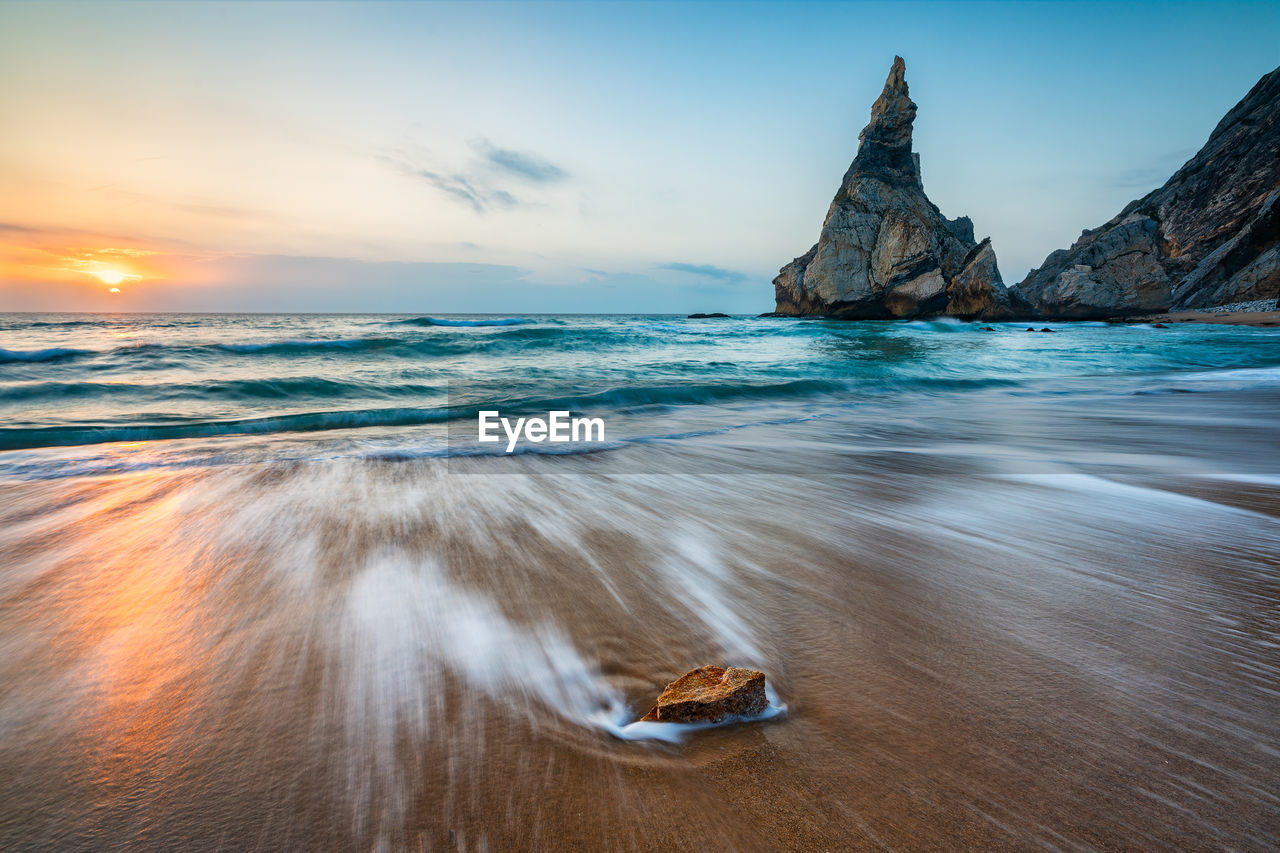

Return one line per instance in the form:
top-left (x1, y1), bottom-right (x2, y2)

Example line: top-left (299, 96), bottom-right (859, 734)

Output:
top-left (475, 140), bottom-right (568, 183)
top-left (578, 267), bottom-right (612, 284)
top-left (382, 139), bottom-right (568, 214)
top-left (384, 157), bottom-right (524, 214)
top-left (0, 220), bottom-right (211, 257)
top-left (415, 167), bottom-right (519, 213)
top-left (658, 262), bottom-right (747, 283)
top-left (0, 222), bottom-right (40, 234)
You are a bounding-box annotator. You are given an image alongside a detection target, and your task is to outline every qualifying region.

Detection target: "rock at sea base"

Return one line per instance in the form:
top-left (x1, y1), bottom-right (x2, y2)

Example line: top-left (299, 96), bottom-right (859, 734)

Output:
top-left (640, 665), bottom-right (768, 724)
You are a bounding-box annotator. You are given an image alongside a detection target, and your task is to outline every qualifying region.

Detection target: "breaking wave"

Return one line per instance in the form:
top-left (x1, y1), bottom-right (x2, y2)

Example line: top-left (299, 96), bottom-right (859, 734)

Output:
top-left (396, 316), bottom-right (532, 327)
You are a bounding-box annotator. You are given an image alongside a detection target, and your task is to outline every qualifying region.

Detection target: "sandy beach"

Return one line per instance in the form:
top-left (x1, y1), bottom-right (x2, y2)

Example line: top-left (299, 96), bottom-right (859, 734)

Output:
top-left (1132, 309), bottom-right (1280, 327)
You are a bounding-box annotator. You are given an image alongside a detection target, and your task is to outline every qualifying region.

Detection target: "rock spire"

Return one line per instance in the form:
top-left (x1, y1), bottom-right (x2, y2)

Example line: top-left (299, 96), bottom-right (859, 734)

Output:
top-left (772, 56), bottom-right (1012, 320)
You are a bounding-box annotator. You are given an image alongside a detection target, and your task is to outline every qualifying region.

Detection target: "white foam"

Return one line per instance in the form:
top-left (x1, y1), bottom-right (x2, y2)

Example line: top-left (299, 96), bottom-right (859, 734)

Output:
top-left (1170, 365), bottom-right (1280, 386)
top-left (654, 534), bottom-right (763, 661)
top-left (341, 550), bottom-right (627, 738)
top-left (336, 534), bottom-right (787, 749)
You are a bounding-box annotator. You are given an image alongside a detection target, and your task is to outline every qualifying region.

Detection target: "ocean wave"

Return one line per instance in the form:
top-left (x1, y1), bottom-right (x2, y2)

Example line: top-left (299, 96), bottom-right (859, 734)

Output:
top-left (0, 378), bottom-right (844, 451)
top-left (1135, 365), bottom-right (1280, 394)
top-left (106, 337), bottom-right (453, 362)
top-left (212, 338), bottom-right (403, 354)
top-left (0, 376), bottom-right (445, 403)
top-left (904, 317), bottom-right (967, 331)
top-left (175, 332), bottom-right (602, 357)
top-left (0, 331), bottom-right (623, 369)
top-left (1175, 366), bottom-right (1280, 384)
top-left (548, 378), bottom-right (850, 409)
top-left (1, 324), bottom-right (744, 370)
top-left (0, 407), bottom-right (450, 452)
top-left (23, 319), bottom-right (103, 329)
top-left (1, 339), bottom-right (418, 365)
top-left (0, 410), bottom-right (836, 481)
top-left (87, 337), bottom-right (413, 358)
top-left (435, 378), bottom-right (853, 419)
top-left (0, 346), bottom-right (95, 364)
top-left (396, 316), bottom-right (531, 327)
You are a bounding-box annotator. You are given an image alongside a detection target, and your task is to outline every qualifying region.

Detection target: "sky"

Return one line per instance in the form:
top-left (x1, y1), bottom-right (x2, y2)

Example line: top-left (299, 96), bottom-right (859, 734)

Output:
top-left (0, 0), bottom-right (1277, 314)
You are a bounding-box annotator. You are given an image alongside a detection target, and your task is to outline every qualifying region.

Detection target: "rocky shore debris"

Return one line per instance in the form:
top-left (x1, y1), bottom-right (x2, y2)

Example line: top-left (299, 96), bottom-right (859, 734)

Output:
top-left (640, 665), bottom-right (768, 724)
top-left (1198, 298), bottom-right (1280, 314)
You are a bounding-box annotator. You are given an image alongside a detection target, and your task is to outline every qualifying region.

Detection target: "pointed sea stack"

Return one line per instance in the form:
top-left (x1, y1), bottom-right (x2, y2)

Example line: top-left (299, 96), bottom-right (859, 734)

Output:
top-left (772, 57), bottom-right (1012, 320)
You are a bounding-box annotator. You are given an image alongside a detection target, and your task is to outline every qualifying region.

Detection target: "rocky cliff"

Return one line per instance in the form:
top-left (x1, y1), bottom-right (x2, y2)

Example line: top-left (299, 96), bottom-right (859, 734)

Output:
top-left (772, 57), bottom-right (1012, 319)
top-left (1011, 65), bottom-right (1280, 318)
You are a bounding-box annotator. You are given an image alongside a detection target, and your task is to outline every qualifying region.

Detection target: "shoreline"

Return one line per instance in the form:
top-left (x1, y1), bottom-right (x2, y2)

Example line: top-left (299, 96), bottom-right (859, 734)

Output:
top-left (1123, 309), bottom-right (1280, 327)
top-left (758, 309), bottom-right (1280, 327)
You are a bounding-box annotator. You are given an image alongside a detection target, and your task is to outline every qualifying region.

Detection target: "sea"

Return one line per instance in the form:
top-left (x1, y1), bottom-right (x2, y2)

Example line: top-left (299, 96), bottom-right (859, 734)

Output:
top-left (2, 312), bottom-right (1278, 850)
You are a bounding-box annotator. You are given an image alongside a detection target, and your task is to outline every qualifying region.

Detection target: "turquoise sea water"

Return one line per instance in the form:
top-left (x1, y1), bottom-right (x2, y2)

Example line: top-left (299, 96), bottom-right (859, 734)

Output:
top-left (3, 312), bottom-right (1278, 468)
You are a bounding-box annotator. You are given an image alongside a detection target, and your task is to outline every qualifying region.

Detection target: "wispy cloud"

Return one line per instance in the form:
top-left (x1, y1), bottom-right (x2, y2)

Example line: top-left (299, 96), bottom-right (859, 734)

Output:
top-left (578, 267), bottom-right (612, 284)
top-left (382, 139), bottom-right (569, 214)
top-left (0, 222), bottom-right (40, 234)
top-left (0, 220), bottom-right (208, 252)
top-left (475, 140), bottom-right (568, 183)
top-left (658, 262), bottom-right (747, 283)
top-left (406, 165), bottom-right (517, 213)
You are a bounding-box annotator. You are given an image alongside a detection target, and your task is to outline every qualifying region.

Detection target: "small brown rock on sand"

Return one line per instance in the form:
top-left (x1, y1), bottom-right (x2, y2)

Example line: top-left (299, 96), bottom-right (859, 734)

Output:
top-left (640, 665), bottom-right (768, 723)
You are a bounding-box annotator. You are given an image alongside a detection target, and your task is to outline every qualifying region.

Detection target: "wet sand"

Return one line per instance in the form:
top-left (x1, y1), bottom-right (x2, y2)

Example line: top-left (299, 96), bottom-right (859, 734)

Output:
top-left (1130, 309), bottom-right (1280, 327)
top-left (1, 386), bottom-right (1278, 850)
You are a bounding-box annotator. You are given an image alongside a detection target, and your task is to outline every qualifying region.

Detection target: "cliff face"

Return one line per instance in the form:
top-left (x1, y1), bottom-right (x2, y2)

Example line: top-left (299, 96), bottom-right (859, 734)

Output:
top-left (1011, 66), bottom-right (1280, 318)
top-left (773, 57), bottom-right (1012, 320)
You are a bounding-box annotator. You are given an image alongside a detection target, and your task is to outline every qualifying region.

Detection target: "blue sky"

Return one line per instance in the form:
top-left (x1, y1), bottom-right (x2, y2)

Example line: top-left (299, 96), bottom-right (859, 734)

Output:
top-left (1, 0), bottom-right (1277, 312)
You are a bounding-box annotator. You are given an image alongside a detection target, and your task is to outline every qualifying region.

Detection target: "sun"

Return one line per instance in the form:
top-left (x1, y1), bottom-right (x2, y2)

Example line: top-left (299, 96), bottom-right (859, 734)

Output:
top-left (94, 268), bottom-right (128, 285)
